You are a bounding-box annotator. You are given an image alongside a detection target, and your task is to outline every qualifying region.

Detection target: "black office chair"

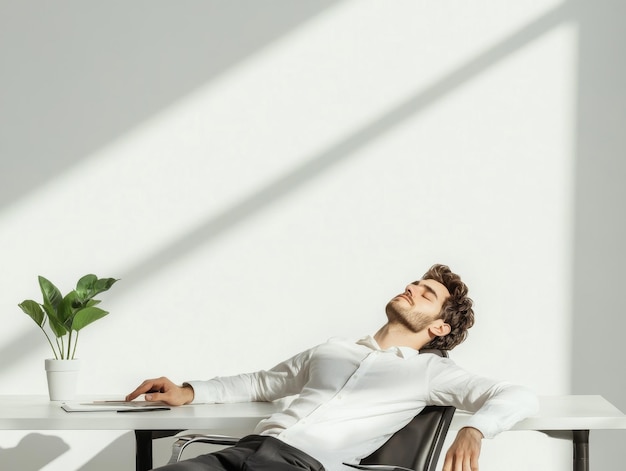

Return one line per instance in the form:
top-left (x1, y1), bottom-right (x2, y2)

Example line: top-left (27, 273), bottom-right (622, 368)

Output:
top-left (344, 404), bottom-right (455, 471)
top-left (168, 350), bottom-right (455, 471)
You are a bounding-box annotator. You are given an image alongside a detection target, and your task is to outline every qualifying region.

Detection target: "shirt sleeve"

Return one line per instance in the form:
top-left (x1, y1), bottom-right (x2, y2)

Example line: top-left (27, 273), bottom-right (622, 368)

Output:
top-left (185, 347), bottom-right (314, 404)
top-left (427, 359), bottom-right (539, 438)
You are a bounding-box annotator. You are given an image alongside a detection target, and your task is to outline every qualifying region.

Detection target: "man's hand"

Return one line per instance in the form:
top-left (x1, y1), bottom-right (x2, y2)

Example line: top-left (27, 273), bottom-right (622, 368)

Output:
top-left (442, 426), bottom-right (483, 471)
top-left (125, 377), bottom-right (194, 406)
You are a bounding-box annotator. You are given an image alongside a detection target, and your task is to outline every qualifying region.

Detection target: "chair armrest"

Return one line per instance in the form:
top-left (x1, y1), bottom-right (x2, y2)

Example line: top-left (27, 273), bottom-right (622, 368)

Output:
top-left (343, 463), bottom-right (414, 471)
top-left (168, 434), bottom-right (240, 464)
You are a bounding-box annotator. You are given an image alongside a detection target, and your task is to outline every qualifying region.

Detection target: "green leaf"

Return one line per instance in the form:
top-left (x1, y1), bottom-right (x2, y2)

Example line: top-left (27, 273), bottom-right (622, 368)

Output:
top-left (71, 306), bottom-right (109, 331)
top-left (93, 277), bottom-right (118, 296)
top-left (38, 276), bottom-right (63, 315)
top-left (47, 313), bottom-right (67, 338)
top-left (59, 291), bottom-right (81, 329)
top-left (41, 290), bottom-right (66, 338)
top-left (18, 300), bottom-right (45, 327)
top-left (75, 275), bottom-right (118, 302)
top-left (76, 274), bottom-right (97, 300)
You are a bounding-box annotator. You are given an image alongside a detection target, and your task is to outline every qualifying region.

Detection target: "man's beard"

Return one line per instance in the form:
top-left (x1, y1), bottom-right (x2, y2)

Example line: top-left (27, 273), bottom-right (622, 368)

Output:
top-left (385, 300), bottom-right (434, 333)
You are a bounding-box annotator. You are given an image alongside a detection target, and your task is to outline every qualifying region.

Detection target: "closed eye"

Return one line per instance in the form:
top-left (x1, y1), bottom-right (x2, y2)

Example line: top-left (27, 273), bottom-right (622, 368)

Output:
top-left (412, 281), bottom-right (439, 301)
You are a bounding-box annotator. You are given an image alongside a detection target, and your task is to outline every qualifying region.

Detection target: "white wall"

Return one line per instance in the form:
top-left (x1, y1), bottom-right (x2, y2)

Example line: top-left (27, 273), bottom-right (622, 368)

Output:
top-left (0, 1), bottom-right (623, 470)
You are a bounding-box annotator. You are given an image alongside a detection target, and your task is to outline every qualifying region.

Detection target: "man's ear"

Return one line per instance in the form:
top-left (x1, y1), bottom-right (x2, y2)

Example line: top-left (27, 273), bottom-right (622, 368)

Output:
top-left (429, 320), bottom-right (451, 338)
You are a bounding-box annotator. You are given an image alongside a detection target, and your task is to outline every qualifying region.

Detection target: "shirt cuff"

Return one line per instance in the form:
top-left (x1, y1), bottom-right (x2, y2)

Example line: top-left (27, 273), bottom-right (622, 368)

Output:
top-left (462, 416), bottom-right (498, 439)
top-left (184, 380), bottom-right (220, 404)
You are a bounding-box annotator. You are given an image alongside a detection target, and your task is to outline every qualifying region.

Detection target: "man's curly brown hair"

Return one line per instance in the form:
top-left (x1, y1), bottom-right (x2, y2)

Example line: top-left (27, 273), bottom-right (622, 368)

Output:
top-left (421, 264), bottom-right (474, 350)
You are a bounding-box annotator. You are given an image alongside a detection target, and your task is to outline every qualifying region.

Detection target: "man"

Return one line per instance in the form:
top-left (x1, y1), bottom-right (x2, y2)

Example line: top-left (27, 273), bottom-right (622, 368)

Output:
top-left (127, 264), bottom-right (538, 471)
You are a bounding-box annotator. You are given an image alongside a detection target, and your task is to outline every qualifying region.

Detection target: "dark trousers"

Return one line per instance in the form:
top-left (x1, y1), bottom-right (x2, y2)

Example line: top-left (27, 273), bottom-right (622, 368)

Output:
top-left (154, 435), bottom-right (325, 471)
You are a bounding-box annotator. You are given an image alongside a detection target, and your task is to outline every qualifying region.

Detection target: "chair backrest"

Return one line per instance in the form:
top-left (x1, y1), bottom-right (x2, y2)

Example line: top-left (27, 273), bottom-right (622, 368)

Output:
top-left (359, 405), bottom-right (455, 471)
top-left (359, 349), bottom-right (455, 471)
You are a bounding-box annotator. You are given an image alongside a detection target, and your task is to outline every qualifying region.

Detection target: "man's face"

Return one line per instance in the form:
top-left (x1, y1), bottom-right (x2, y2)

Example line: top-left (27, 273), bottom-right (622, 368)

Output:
top-left (385, 279), bottom-right (451, 333)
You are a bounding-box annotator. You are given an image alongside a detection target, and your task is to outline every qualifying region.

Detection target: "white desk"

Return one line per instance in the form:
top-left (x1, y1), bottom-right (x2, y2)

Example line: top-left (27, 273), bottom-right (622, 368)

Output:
top-left (0, 395), bottom-right (284, 470)
top-left (0, 395), bottom-right (282, 432)
top-left (1, 395), bottom-right (624, 471)
top-left (454, 395), bottom-right (626, 471)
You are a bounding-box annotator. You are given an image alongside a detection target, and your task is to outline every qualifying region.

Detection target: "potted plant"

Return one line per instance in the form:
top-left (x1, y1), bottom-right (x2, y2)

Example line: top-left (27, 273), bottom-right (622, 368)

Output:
top-left (18, 274), bottom-right (118, 400)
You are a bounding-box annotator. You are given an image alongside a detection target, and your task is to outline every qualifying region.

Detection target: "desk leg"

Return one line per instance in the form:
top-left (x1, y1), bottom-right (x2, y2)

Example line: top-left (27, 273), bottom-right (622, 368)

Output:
top-left (135, 430), bottom-right (154, 471)
top-left (573, 430), bottom-right (589, 471)
top-left (135, 430), bottom-right (183, 471)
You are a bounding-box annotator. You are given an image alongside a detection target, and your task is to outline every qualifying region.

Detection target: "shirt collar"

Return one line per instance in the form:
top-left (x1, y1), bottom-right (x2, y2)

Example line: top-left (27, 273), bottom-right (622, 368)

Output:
top-left (356, 335), bottom-right (420, 359)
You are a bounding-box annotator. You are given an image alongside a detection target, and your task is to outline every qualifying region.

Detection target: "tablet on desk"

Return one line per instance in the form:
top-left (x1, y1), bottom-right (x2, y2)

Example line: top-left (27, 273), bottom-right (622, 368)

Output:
top-left (61, 400), bottom-right (171, 412)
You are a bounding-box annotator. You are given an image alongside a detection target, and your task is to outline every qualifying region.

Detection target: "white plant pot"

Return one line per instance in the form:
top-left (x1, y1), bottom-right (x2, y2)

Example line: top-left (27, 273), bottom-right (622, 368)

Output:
top-left (45, 359), bottom-right (81, 401)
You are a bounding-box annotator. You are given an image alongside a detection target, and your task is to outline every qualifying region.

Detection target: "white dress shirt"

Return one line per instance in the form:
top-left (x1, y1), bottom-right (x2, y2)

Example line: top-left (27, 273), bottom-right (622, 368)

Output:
top-left (188, 336), bottom-right (538, 471)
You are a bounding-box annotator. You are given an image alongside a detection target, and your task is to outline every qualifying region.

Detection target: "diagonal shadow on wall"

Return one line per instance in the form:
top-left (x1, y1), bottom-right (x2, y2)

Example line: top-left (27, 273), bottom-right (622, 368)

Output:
top-left (0, 2), bottom-right (574, 373)
top-left (115, 2), bottom-right (574, 297)
top-left (0, 1), bottom-right (339, 211)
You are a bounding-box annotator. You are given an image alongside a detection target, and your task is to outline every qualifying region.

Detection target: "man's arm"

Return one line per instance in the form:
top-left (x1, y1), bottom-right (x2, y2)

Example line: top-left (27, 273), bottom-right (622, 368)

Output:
top-left (438, 382), bottom-right (538, 470)
top-left (187, 346), bottom-right (313, 403)
top-left (429, 362), bottom-right (539, 470)
top-left (126, 346), bottom-right (315, 405)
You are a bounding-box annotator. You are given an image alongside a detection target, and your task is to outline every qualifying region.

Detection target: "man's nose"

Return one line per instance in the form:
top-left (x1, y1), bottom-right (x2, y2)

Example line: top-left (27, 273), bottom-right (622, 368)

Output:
top-left (406, 284), bottom-right (424, 297)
